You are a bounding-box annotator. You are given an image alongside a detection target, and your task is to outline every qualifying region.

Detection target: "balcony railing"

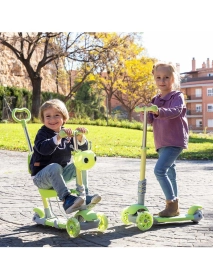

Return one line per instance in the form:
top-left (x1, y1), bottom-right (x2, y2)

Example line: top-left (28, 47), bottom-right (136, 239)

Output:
top-left (186, 110), bottom-right (202, 115)
top-left (186, 95), bottom-right (202, 100)
top-left (188, 126), bottom-right (204, 131)
top-left (181, 76), bottom-right (213, 83)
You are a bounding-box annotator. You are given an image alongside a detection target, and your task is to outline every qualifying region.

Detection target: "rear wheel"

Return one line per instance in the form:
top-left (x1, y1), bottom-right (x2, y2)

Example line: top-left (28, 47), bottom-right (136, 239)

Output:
top-left (192, 210), bottom-right (203, 223)
top-left (121, 208), bottom-right (131, 224)
top-left (97, 213), bottom-right (108, 232)
top-left (66, 218), bottom-right (80, 238)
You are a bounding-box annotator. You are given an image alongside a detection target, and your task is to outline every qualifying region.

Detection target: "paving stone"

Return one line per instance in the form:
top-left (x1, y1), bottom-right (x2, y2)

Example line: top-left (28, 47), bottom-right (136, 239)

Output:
top-left (0, 149), bottom-right (212, 247)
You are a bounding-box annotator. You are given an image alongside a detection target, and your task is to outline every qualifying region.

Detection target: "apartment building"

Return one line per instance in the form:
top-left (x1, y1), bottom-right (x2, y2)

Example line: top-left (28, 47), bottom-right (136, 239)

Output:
top-left (181, 57), bottom-right (213, 133)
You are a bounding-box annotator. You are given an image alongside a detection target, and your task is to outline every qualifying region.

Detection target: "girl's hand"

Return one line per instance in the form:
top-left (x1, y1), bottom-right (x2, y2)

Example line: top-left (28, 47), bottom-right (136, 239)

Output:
top-left (146, 103), bottom-right (159, 116)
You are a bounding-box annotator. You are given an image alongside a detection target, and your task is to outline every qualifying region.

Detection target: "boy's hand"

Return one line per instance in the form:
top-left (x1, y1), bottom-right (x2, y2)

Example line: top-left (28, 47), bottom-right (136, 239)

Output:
top-left (58, 128), bottom-right (73, 139)
top-left (58, 127), bottom-right (88, 143)
top-left (76, 127), bottom-right (87, 143)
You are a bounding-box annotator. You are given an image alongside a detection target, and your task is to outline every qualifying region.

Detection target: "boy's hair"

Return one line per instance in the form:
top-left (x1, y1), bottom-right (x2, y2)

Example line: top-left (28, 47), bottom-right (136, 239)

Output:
top-left (39, 99), bottom-right (69, 124)
top-left (153, 62), bottom-right (180, 91)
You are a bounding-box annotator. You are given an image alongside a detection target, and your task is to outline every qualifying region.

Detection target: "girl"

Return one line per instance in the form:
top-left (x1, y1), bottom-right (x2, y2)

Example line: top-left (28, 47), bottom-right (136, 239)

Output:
top-left (147, 62), bottom-right (189, 217)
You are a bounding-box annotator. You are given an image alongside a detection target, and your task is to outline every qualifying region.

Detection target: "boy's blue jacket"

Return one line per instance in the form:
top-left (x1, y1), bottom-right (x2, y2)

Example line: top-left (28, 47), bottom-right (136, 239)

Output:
top-left (30, 125), bottom-right (88, 176)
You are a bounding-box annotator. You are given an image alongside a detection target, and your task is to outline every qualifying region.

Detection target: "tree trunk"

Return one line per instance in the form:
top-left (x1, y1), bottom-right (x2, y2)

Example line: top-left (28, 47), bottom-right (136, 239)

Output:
top-left (31, 77), bottom-right (42, 119)
top-left (107, 94), bottom-right (112, 115)
top-left (128, 110), bottom-right (133, 122)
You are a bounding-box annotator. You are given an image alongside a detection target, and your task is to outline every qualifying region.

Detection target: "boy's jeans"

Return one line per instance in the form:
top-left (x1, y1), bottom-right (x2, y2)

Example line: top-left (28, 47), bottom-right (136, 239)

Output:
top-left (154, 146), bottom-right (183, 201)
top-left (32, 163), bottom-right (87, 201)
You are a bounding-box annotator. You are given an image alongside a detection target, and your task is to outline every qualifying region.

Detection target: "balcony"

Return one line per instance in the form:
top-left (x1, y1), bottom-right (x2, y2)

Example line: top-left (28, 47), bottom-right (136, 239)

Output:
top-left (186, 110), bottom-right (202, 115)
top-left (181, 76), bottom-right (213, 83)
top-left (186, 95), bottom-right (202, 100)
top-left (188, 125), bottom-right (204, 132)
top-left (185, 95), bottom-right (202, 103)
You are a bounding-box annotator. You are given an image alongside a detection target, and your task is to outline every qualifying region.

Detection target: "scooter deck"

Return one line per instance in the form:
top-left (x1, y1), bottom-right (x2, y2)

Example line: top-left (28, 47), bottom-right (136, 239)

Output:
top-left (153, 213), bottom-right (197, 224)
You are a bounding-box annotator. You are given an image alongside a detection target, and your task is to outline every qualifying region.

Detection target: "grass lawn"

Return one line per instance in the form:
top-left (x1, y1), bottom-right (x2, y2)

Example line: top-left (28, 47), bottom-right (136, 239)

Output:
top-left (0, 123), bottom-right (213, 160)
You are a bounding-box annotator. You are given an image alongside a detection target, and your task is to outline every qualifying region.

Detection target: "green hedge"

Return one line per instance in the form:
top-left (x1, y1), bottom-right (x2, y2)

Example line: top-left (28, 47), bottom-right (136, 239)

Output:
top-left (0, 85), bottom-right (67, 121)
top-left (0, 85), bottom-right (145, 131)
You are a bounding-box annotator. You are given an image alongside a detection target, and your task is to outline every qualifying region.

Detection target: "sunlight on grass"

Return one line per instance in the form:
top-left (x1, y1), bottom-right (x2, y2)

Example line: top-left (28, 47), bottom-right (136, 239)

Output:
top-left (0, 123), bottom-right (212, 160)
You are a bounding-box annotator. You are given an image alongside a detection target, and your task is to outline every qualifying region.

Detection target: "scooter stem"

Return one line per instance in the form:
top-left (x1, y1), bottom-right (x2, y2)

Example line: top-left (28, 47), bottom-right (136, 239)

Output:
top-left (138, 109), bottom-right (148, 205)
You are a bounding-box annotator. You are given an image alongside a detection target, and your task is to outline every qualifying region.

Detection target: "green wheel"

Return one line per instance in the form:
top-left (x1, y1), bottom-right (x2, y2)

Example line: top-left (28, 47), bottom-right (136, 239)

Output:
top-left (97, 213), bottom-right (108, 232)
top-left (33, 207), bottom-right (45, 218)
top-left (66, 217), bottom-right (80, 238)
top-left (74, 214), bottom-right (85, 222)
top-left (121, 208), bottom-right (131, 225)
top-left (136, 211), bottom-right (153, 231)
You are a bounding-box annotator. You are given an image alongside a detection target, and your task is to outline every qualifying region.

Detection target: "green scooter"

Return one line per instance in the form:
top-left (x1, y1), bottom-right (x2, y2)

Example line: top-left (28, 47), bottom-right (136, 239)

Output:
top-left (121, 105), bottom-right (203, 231)
top-left (12, 108), bottom-right (108, 238)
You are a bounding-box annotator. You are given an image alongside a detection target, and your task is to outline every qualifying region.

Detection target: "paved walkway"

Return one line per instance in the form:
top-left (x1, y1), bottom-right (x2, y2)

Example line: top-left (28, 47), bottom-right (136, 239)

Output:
top-left (0, 149), bottom-right (213, 247)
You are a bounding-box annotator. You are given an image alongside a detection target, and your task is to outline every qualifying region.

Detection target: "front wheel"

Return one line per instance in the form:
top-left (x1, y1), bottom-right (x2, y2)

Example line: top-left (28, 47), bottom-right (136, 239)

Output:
top-left (97, 213), bottom-right (108, 232)
top-left (33, 208), bottom-right (45, 218)
top-left (121, 208), bottom-right (131, 225)
top-left (66, 218), bottom-right (80, 238)
top-left (136, 211), bottom-right (153, 231)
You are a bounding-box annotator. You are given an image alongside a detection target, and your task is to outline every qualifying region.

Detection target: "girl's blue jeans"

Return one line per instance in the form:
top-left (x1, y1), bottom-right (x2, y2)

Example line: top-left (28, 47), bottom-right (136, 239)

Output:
top-left (32, 163), bottom-right (87, 201)
top-left (154, 146), bottom-right (183, 201)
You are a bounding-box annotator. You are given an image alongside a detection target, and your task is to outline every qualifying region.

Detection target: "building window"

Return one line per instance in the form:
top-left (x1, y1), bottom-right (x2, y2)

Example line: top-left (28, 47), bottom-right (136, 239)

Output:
top-left (195, 88), bottom-right (202, 97)
top-left (208, 73), bottom-right (213, 77)
top-left (207, 88), bottom-right (213, 96)
top-left (207, 104), bottom-right (213, 112)
top-left (208, 119), bottom-right (213, 127)
top-left (196, 119), bottom-right (202, 127)
top-left (196, 104), bottom-right (202, 112)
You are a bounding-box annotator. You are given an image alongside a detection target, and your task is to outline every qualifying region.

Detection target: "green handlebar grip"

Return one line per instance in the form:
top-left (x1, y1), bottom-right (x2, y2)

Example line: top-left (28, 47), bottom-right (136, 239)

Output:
top-left (59, 129), bottom-right (88, 138)
top-left (134, 105), bottom-right (158, 113)
top-left (12, 108), bottom-right (31, 123)
top-left (134, 106), bottom-right (145, 113)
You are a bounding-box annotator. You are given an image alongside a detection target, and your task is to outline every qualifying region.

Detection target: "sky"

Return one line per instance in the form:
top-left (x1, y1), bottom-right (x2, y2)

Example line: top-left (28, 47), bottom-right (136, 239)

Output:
top-left (142, 31), bottom-right (213, 73)
top-left (2, 1), bottom-right (213, 76)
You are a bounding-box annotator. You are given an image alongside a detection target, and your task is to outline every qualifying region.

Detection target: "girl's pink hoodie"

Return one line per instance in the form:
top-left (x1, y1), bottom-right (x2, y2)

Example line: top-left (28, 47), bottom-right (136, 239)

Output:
top-left (147, 91), bottom-right (189, 151)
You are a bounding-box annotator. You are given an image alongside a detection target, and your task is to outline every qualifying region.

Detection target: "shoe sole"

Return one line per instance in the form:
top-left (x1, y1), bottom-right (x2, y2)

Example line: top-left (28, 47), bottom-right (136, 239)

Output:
top-left (65, 198), bottom-right (84, 214)
top-left (86, 195), bottom-right (101, 210)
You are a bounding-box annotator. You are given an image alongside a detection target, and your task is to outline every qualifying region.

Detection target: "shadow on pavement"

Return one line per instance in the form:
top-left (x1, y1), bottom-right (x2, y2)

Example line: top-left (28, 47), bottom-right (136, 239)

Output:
top-left (108, 220), bottom-right (197, 233)
top-left (0, 219), bottom-right (205, 247)
top-left (0, 224), bottom-right (111, 247)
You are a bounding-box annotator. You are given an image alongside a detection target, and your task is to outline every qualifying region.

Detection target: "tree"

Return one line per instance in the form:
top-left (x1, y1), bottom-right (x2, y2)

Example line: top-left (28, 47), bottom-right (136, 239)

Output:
top-left (72, 81), bottom-right (105, 119)
top-left (0, 32), bottom-right (125, 119)
top-left (87, 32), bottom-right (146, 115)
top-left (114, 58), bottom-right (156, 121)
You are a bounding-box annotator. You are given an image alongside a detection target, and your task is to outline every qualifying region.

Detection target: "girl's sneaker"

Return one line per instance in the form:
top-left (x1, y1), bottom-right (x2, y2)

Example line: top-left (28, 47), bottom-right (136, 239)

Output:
top-left (63, 194), bottom-right (84, 214)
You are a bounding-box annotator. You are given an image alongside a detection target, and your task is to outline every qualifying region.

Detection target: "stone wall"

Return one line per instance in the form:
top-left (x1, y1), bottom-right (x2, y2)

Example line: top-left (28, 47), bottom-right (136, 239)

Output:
top-left (0, 44), bottom-right (65, 93)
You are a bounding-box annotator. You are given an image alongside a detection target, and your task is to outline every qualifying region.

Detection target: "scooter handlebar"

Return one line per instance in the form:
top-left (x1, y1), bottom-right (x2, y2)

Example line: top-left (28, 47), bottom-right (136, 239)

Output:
top-left (12, 108), bottom-right (31, 123)
top-left (59, 129), bottom-right (88, 138)
top-left (135, 105), bottom-right (158, 113)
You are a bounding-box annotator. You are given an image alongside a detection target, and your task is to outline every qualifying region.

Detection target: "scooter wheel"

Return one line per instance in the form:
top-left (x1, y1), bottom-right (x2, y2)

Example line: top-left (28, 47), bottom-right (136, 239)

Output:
top-left (136, 211), bottom-right (153, 231)
top-left (66, 217), bottom-right (80, 238)
top-left (192, 210), bottom-right (203, 223)
top-left (33, 208), bottom-right (45, 218)
top-left (121, 208), bottom-right (131, 225)
top-left (97, 213), bottom-right (108, 232)
top-left (32, 213), bottom-right (40, 222)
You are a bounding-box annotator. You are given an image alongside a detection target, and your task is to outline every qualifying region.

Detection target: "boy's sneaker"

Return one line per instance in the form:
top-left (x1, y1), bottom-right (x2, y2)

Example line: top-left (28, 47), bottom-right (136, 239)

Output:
top-left (63, 194), bottom-right (84, 214)
top-left (86, 194), bottom-right (101, 209)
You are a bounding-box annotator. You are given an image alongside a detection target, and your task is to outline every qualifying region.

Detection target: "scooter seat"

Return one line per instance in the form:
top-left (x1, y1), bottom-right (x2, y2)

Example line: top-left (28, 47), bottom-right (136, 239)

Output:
top-left (38, 189), bottom-right (57, 198)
